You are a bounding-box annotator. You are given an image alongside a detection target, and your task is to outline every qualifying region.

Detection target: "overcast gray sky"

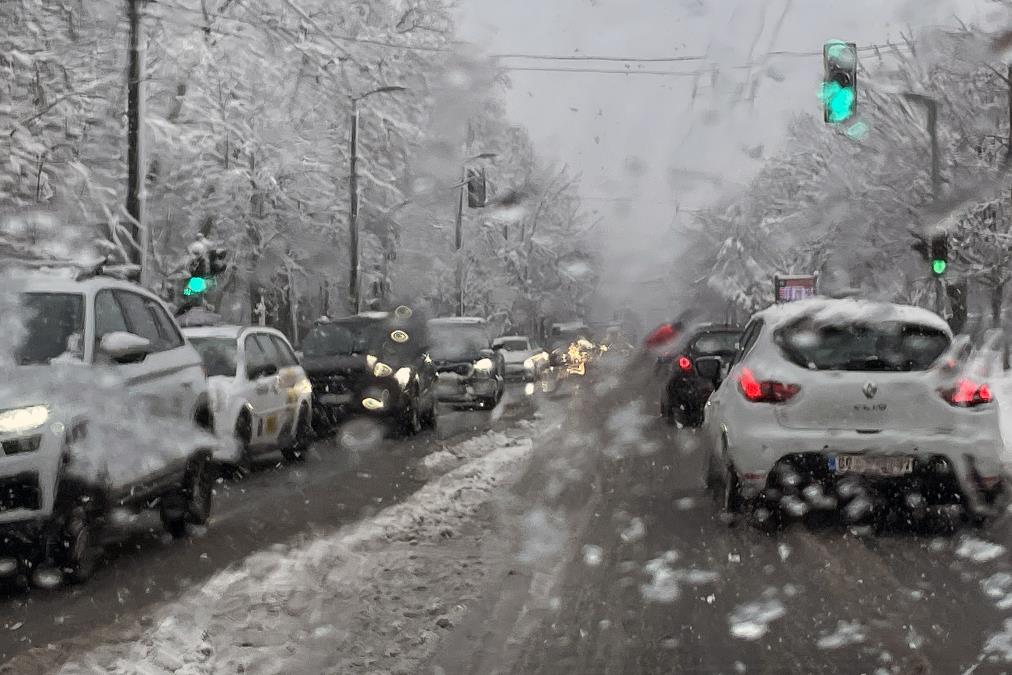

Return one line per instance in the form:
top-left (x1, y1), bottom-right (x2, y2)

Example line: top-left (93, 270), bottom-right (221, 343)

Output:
top-left (456, 0), bottom-right (999, 321)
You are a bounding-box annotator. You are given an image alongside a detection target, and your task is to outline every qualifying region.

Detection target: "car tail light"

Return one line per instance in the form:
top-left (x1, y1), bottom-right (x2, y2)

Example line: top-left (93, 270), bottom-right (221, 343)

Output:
top-left (738, 368), bottom-right (800, 403)
top-left (940, 379), bottom-right (993, 407)
top-left (677, 356), bottom-right (693, 373)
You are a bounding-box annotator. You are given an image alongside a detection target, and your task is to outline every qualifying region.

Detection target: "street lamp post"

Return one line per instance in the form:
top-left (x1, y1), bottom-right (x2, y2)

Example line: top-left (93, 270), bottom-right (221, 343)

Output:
top-left (347, 85), bottom-right (408, 315)
top-left (454, 152), bottom-right (497, 316)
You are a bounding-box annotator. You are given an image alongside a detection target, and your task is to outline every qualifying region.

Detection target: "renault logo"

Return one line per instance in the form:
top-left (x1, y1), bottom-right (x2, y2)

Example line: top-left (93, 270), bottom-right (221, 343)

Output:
top-left (862, 381), bottom-right (878, 399)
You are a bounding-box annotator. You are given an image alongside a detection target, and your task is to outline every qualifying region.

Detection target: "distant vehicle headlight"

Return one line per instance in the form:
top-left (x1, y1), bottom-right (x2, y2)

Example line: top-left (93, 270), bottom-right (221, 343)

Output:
top-left (366, 355), bottom-right (378, 369)
top-left (394, 367), bottom-right (412, 388)
top-left (0, 405), bottom-right (49, 434)
top-left (523, 357), bottom-right (536, 370)
top-left (474, 358), bottom-right (495, 374)
top-left (374, 362), bottom-right (394, 377)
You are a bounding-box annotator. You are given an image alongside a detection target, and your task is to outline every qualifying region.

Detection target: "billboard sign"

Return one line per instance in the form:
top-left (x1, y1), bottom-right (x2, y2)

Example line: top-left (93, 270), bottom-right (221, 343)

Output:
top-left (774, 274), bottom-right (818, 303)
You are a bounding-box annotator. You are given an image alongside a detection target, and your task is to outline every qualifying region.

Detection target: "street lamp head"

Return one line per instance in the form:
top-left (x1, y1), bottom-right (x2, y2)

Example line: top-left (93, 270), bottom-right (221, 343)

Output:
top-left (353, 85), bottom-right (409, 102)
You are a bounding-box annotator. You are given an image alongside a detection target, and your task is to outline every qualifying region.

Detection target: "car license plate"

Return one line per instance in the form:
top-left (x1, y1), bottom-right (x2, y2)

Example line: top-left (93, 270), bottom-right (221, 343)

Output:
top-left (830, 454), bottom-right (914, 476)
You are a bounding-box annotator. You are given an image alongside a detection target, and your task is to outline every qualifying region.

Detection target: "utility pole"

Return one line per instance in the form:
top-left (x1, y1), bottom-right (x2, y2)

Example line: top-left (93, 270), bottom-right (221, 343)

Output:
top-left (345, 85), bottom-right (407, 316)
top-left (126, 0), bottom-right (144, 268)
top-left (347, 99), bottom-right (360, 315)
top-left (904, 92), bottom-right (945, 315)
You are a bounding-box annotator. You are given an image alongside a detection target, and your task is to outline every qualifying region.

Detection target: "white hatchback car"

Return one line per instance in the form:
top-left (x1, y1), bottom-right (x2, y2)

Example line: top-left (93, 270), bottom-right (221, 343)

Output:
top-left (700, 298), bottom-right (1007, 529)
top-left (184, 326), bottom-right (313, 470)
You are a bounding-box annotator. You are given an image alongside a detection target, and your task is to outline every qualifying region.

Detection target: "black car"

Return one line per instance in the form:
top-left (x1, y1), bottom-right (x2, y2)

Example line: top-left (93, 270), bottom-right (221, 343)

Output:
top-left (302, 313), bottom-right (438, 435)
top-left (428, 317), bottom-right (506, 409)
top-left (659, 324), bottom-right (741, 427)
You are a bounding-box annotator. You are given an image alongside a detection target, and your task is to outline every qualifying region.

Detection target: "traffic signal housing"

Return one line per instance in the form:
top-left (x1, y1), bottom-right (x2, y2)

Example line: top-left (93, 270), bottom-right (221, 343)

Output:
top-left (930, 232), bottom-right (948, 277)
top-left (182, 237), bottom-right (228, 298)
top-left (822, 40), bottom-right (858, 124)
top-left (466, 168), bottom-right (487, 208)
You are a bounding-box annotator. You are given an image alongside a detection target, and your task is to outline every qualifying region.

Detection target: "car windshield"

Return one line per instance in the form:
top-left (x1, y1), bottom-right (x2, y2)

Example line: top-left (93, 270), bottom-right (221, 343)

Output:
top-left (188, 337), bottom-right (238, 377)
top-left (776, 319), bottom-right (950, 371)
top-left (691, 331), bottom-right (740, 355)
top-left (495, 338), bottom-right (529, 351)
top-left (14, 292), bottom-right (85, 365)
top-left (302, 324), bottom-right (369, 357)
top-left (429, 325), bottom-right (489, 360)
top-left (8, 5), bottom-right (1012, 673)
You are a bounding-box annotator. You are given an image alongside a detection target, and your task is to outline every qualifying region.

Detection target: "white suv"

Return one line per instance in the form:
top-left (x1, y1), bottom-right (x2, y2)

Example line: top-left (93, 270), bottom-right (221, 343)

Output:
top-left (0, 269), bottom-right (217, 583)
top-left (701, 298), bottom-right (1007, 530)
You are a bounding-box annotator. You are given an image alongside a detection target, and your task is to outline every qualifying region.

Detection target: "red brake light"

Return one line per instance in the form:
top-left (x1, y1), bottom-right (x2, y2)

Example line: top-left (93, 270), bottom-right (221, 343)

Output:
top-left (738, 368), bottom-right (800, 403)
top-left (677, 356), bottom-right (693, 373)
top-left (941, 379), bottom-right (992, 407)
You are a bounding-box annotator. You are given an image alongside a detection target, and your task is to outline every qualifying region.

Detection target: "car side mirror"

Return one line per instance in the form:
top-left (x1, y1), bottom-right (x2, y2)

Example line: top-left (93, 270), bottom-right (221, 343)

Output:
top-left (248, 362), bottom-right (279, 380)
top-left (100, 331), bottom-right (152, 364)
top-left (694, 356), bottom-right (722, 384)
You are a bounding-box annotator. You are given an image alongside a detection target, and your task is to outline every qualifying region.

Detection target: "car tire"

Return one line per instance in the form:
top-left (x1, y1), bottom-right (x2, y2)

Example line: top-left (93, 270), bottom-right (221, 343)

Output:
top-left (399, 398), bottom-right (423, 436)
top-left (282, 405), bottom-right (311, 462)
top-left (161, 454), bottom-right (214, 539)
top-left (721, 464), bottom-right (744, 515)
top-left (422, 398), bottom-right (438, 430)
top-left (234, 413), bottom-right (254, 477)
top-left (59, 505), bottom-right (101, 584)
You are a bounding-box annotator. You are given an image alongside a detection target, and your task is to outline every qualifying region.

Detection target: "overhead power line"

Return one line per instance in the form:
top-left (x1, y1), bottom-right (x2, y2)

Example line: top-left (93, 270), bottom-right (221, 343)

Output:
top-left (492, 43), bottom-right (912, 63)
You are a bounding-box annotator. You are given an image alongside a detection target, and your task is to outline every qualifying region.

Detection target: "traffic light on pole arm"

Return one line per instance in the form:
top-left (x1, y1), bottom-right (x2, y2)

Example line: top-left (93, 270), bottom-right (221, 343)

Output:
top-left (930, 232), bottom-right (948, 277)
top-left (822, 40), bottom-right (858, 124)
top-left (183, 235), bottom-right (228, 297)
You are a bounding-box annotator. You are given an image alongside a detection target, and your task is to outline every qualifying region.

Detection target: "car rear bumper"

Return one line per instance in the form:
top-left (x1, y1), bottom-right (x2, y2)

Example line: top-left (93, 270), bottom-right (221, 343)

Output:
top-left (724, 428), bottom-right (1005, 515)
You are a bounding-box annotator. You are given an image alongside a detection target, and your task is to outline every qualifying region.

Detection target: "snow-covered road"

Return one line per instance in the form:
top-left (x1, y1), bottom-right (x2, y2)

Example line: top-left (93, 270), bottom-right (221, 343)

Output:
top-left (56, 421), bottom-right (542, 675)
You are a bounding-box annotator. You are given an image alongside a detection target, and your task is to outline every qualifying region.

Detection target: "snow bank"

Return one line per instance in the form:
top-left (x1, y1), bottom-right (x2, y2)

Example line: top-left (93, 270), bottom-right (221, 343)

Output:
top-left (57, 427), bottom-right (537, 675)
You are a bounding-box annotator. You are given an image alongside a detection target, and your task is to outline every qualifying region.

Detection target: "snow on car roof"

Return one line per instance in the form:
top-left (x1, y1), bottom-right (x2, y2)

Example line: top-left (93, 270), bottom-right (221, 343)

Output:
top-left (493, 335), bottom-right (529, 342)
top-left (11, 270), bottom-right (162, 296)
top-left (753, 298), bottom-right (951, 333)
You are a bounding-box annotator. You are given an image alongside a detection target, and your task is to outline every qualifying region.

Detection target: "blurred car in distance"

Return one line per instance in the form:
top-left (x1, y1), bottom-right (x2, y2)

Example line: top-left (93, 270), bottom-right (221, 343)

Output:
top-left (493, 335), bottom-right (548, 382)
top-left (429, 317), bottom-right (505, 410)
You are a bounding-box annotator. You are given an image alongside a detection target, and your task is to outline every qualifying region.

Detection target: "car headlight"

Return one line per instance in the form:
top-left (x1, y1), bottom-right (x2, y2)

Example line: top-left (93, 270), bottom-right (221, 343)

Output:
top-left (394, 367), bottom-right (412, 389)
top-left (0, 405), bottom-right (49, 434)
top-left (523, 357), bottom-right (536, 370)
top-left (374, 362), bottom-right (394, 377)
top-left (366, 355), bottom-right (378, 369)
top-left (474, 358), bottom-right (494, 374)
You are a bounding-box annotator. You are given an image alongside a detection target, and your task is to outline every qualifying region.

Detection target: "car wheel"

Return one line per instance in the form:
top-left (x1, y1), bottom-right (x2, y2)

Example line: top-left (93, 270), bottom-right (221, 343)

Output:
top-left (282, 405), bottom-right (311, 462)
top-left (400, 399), bottom-right (422, 436)
top-left (722, 464), bottom-right (743, 514)
top-left (422, 398), bottom-right (438, 430)
top-left (234, 414), bottom-right (254, 476)
top-left (161, 455), bottom-right (214, 539)
top-left (60, 505), bottom-right (101, 584)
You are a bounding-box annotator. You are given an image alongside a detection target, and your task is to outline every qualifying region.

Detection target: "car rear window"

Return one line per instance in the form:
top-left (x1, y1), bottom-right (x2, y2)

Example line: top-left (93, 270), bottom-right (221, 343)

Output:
top-left (690, 331), bottom-right (740, 355)
top-left (775, 318), bottom-right (950, 372)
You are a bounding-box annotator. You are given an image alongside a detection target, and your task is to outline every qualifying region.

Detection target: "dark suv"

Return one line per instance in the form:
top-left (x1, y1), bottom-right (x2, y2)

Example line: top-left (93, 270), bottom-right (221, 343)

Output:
top-left (428, 317), bottom-right (506, 409)
top-left (302, 313), bottom-right (437, 435)
top-left (659, 324), bottom-right (741, 427)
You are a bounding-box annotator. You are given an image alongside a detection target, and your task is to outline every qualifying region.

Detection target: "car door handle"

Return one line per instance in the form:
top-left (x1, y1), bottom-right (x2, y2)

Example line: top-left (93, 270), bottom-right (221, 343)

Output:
top-left (256, 383), bottom-right (269, 394)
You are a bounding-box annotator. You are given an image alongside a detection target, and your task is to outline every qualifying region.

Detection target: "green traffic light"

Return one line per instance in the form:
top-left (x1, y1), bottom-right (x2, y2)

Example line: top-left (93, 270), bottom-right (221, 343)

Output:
top-left (183, 276), bottom-right (209, 296)
top-left (931, 259), bottom-right (947, 276)
top-left (821, 81), bottom-right (855, 123)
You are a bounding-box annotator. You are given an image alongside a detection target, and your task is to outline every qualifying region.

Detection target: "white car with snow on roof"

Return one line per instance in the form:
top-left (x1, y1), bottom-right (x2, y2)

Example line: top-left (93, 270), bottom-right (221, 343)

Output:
top-left (699, 297), bottom-right (1007, 530)
top-left (184, 325), bottom-right (313, 472)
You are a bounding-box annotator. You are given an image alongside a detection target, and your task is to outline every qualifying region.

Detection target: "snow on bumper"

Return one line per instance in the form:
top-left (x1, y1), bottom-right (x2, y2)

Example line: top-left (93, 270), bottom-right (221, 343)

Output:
top-left (725, 426), bottom-right (1005, 511)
